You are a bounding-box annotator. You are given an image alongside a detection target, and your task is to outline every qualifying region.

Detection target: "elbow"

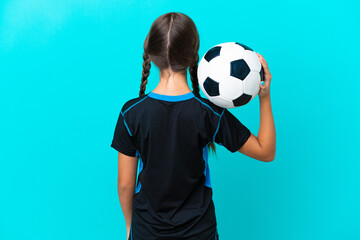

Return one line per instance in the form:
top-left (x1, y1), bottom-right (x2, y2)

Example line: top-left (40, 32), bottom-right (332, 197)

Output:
top-left (117, 181), bottom-right (135, 193)
top-left (118, 185), bottom-right (135, 194)
top-left (262, 150), bottom-right (276, 162)
top-left (265, 156), bottom-right (275, 162)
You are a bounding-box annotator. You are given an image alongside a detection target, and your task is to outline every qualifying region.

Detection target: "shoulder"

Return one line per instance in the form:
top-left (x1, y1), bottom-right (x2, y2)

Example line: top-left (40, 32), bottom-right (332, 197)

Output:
top-left (121, 94), bottom-right (150, 114)
top-left (193, 95), bottom-right (225, 117)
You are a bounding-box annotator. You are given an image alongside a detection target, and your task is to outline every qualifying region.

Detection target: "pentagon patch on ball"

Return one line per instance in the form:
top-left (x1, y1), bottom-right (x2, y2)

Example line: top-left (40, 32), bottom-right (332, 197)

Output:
top-left (197, 42), bottom-right (264, 108)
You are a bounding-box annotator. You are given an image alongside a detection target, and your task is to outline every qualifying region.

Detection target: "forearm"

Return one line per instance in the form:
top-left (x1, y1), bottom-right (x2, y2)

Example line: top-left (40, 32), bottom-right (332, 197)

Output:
top-left (258, 94), bottom-right (276, 159)
top-left (118, 184), bottom-right (135, 231)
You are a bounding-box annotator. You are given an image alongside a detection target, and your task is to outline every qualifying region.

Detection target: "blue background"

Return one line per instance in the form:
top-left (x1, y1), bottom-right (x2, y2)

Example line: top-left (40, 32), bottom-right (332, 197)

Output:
top-left (0, 0), bottom-right (359, 239)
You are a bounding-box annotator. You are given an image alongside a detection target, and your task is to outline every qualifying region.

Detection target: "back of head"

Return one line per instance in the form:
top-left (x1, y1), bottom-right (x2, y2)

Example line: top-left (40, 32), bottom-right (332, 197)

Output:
top-left (139, 12), bottom-right (200, 98)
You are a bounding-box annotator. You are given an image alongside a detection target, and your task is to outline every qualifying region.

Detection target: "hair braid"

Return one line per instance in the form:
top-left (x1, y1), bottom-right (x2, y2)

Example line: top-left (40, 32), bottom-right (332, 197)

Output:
top-left (139, 50), bottom-right (151, 97)
top-left (189, 54), bottom-right (200, 98)
top-left (189, 52), bottom-right (217, 156)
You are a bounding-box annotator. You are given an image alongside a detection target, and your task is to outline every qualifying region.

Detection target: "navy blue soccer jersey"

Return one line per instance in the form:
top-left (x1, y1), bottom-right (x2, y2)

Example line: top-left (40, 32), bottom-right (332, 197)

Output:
top-left (110, 90), bottom-right (251, 240)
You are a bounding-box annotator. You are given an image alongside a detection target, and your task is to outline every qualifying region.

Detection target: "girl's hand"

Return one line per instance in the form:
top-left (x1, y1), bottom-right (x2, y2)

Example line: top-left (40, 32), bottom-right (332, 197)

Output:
top-left (256, 53), bottom-right (272, 99)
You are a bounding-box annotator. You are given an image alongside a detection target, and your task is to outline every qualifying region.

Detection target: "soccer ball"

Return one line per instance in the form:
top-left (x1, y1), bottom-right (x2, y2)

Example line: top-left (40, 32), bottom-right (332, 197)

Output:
top-left (197, 42), bottom-right (264, 108)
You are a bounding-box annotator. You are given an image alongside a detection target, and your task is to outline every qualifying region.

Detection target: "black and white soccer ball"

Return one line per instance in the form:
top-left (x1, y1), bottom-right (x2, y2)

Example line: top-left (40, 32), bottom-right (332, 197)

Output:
top-left (197, 42), bottom-right (264, 108)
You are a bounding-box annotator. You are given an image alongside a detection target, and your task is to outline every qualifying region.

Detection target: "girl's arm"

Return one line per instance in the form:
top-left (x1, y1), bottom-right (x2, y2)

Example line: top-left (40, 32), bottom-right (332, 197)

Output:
top-left (117, 152), bottom-right (138, 238)
top-left (237, 53), bottom-right (276, 162)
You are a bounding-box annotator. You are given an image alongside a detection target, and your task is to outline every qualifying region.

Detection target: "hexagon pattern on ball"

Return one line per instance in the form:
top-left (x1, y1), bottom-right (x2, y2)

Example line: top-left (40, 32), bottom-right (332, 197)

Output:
top-left (219, 76), bottom-right (244, 100)
top-left (197, 41), bottom-right (264, 108)
top-left (243, 50), bottom-right (262, 72)
top-left (219, 42), bottom-right (245, 62)
top-left (230, 59), bottom-right (250, 80)
top-left (233, 93), bottom-right (252, 107)
top-left (203, 77), bottom-right (219, 97)
top-left (244, 71), bottom-right (261, 102)
top-left (204, 46), bottom-right (221, 62)
top-left (207, 56), bottom-right (230, 83)
top-left (209, 95), bottom-right (234, 108)
top-left (235, 42), bottom-right (253, 51)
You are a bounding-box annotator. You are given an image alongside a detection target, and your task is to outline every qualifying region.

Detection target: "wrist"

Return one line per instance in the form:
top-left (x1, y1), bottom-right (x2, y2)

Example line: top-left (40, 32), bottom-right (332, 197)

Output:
top-left (259, 94), bottom-right (270, 101)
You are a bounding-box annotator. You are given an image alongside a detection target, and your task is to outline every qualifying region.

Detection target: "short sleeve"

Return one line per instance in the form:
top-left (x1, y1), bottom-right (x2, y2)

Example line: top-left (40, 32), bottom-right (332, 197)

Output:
top-left (214, 108), bottom-right (251, 153)
top-left (110, 111), bottom-right (138, 157)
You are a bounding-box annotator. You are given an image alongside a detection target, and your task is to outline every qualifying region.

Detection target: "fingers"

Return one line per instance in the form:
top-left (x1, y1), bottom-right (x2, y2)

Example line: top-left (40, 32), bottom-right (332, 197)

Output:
top-left (256, 52), bottom-right (267, 66)
top-left (256, 53), bottom-right (271, 77)
top-left (257, 53), bottom-right (268, 70)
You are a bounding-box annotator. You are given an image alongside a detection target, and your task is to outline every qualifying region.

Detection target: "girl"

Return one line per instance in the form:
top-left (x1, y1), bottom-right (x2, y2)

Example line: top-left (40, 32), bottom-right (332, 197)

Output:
top-left (111, 12), bottom-right (276, 240)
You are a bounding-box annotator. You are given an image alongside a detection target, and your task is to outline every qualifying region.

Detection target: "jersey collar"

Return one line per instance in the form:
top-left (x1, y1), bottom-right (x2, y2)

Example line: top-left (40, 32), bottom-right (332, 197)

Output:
top-left (148, 91), bottom-right (195, 102)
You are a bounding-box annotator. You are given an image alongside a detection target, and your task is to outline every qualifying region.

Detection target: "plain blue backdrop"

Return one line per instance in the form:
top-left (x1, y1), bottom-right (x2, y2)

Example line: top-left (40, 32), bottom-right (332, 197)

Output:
top-left (0, 0), bottom-right (359, 239)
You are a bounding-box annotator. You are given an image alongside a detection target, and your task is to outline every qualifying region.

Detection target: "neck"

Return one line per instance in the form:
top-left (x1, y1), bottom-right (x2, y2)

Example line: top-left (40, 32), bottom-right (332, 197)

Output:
top-left (152, 69), bottom-right (192, 95)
